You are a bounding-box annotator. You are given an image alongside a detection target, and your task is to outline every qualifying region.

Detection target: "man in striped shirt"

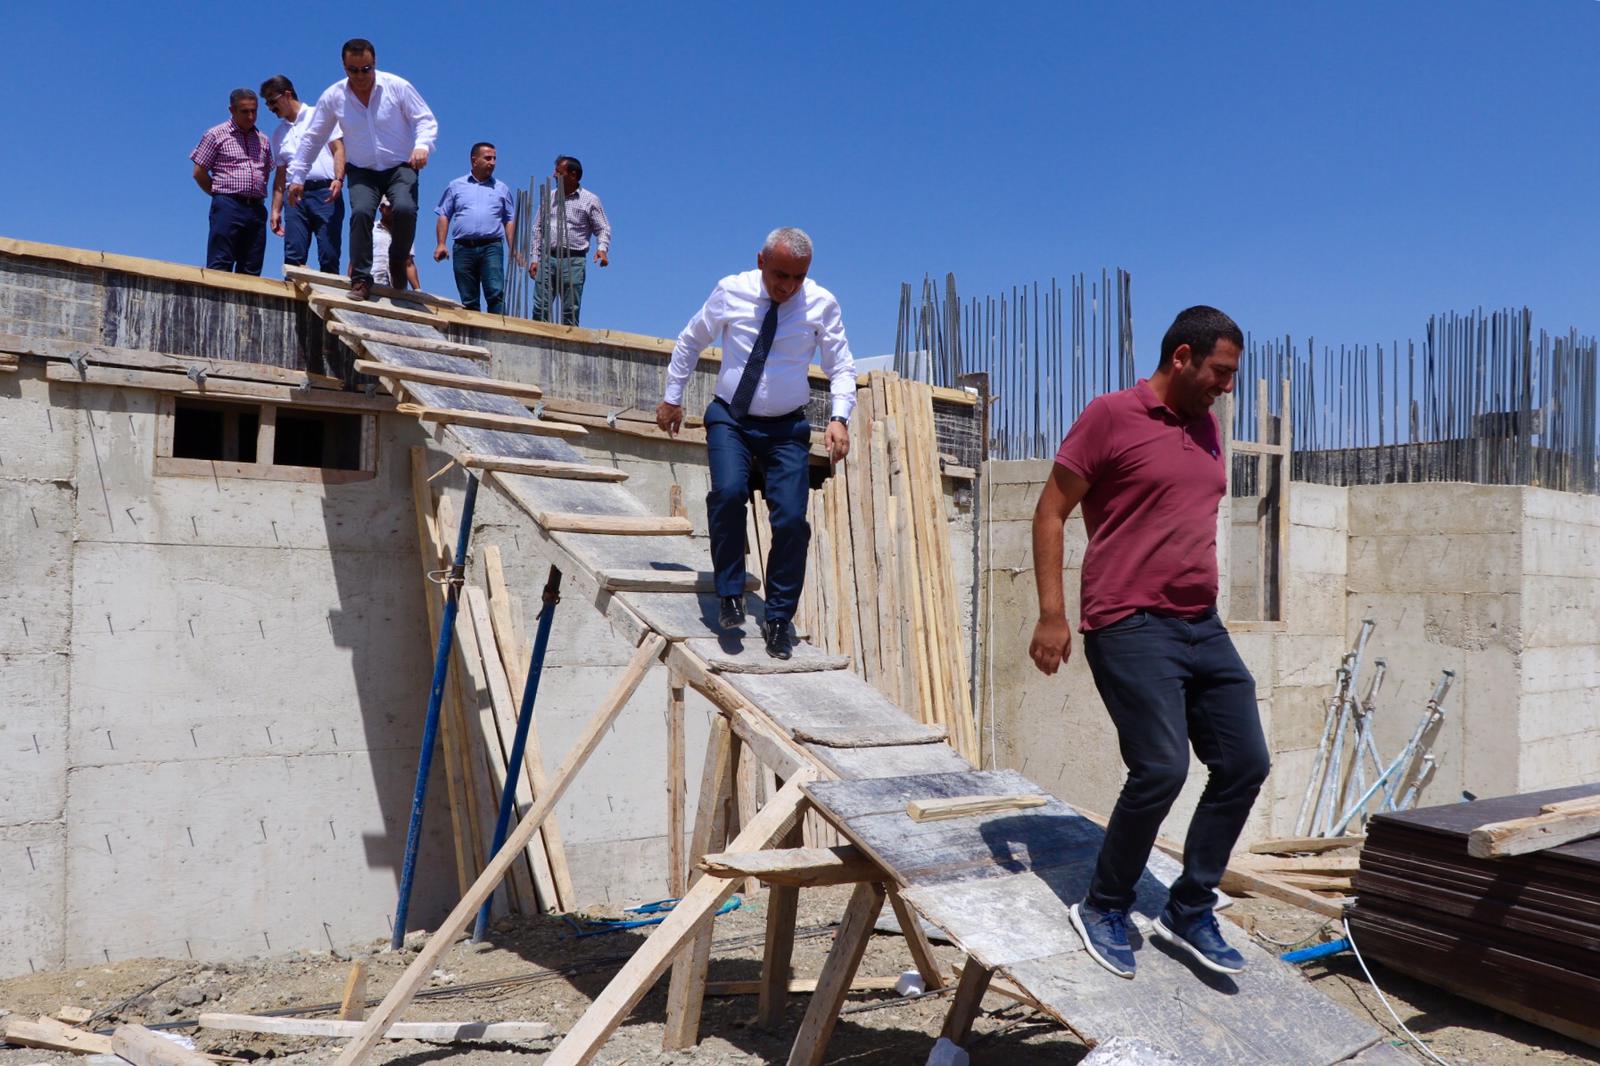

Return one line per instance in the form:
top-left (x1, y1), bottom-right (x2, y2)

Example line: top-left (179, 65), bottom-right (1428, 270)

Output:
top-left (190, 89), bottom-right (274, 275)
top-left (528, 156), bottom-right (610, 326)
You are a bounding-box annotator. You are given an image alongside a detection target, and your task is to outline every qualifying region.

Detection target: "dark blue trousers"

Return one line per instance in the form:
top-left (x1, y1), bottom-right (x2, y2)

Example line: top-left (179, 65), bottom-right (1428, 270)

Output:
top-left (704, 399), bottom-right (811, 623)
top-left (1082, 608), bottom-right (1270, 925)
top-left (283, 180), bottom-right (344, 272)
top-left (451, 239), bottom-right (505, 313)
top-left (206, 194), bottom-right (266, 275)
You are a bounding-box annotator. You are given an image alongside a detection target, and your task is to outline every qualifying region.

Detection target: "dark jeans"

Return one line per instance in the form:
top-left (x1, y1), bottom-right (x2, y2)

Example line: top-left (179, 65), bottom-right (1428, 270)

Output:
top-left (452, 239), bottom-right (505, 313)
top-left (1082, 608), bottom-right (1269, 925)
top-left (347, 164), bottom-right (418, 285)
top-left (206, 194), bottom-right (266, 275)
top-left (704, 398), bottom-right (811, 623)
top-left (533, 254), bottom-right (586, 325)
top-left (283, 180), bottom-right (344, 273)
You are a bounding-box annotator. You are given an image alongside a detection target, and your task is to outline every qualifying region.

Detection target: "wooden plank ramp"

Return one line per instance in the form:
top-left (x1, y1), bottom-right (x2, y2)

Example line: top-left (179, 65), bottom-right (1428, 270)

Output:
top-left (295, 288), bottom-right (1402, 1066)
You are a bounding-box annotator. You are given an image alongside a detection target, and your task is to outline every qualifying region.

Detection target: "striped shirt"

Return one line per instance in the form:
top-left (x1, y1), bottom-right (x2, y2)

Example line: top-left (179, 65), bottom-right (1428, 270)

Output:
top-left (190, 120), bottom-right (272, 197)
top-left (532, 187), bottom-right (610, 264)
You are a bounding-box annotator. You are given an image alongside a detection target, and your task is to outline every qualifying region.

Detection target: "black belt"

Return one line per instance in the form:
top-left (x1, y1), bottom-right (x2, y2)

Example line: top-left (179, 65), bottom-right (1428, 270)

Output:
top-left (546, 247), bottom-right (587, 258)
top-left (303, 179), bottom-right (333, 189)
top-left (216, 192), bottom-right (264, 204)
top-left (712, 397), bottom-right (806, 423)
top-left (454, 235), bottom-right (501, 247)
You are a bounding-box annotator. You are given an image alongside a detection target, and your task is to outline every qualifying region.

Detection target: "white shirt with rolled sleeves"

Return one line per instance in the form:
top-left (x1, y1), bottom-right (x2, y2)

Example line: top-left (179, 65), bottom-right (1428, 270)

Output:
top-left (270, 105), bottom-right (339, 183)
top-left (664, 270), bottom-right (857, 421)
top-left (287, 70), bottom-right (438, 185)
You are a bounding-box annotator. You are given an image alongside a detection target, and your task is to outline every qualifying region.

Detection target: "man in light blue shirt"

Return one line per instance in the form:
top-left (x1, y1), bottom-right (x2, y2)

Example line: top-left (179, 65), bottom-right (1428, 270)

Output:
top-left (434, 143), bottom-right (516, 313)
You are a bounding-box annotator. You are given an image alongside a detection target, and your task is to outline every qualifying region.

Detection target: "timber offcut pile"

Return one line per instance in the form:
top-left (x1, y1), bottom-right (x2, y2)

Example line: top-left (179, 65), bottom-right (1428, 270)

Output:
top-left (1347, 784), bottom-right (1600, 1049)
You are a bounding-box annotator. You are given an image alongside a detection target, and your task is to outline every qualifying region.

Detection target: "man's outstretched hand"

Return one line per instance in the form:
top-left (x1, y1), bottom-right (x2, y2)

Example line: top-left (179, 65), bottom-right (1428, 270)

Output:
top-left (655, 401), bottom-right (683, 437)
top-left (824, 420), bottom-right (849, 463)
top-left (1029, 614), bottom-right (1074, 675)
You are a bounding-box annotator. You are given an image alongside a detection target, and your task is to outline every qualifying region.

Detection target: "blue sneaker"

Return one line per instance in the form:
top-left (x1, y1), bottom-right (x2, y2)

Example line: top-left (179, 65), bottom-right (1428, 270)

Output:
top-left (1069, 901), bottom-right (1136, 979)
top-left (1152, 909), bottom-right (1246, 974)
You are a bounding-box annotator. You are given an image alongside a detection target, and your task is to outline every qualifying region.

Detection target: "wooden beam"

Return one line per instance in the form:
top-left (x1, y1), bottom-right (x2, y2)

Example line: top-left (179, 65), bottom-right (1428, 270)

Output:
top-left (785, 881), bottom-right (886, 1066)
top-left (355, 360), bottom-right (540, 400)
top-left (3, 1017), bottom-right (113, 1055)
top-left (1467, 801), bottom-right (1600, 859)
top-left (667, 671), bottom-right (688, 899)
top-left (460, 453), bottom-right (627, 481)
top-left (888, 887), bottom-right (946, 990)
top-left (198, 1014), bottom-right (553, 1041)
top-left (285, 265), bottom-right (463, 309)
top-left (338, 960), bottom-right (368, 1020)
top-left (713, 976), bottom-right (901, 997)
top-left (938, 960), bottom-right (993, 1047)
top-left (699, 845), bottom-right (881, 888)
top-left (112, 1025), bottom-right (215, 1066)
top-left (540, 777), bottom-right (813, 1066)
top-left (0, 331), bottom-right (343, 388)
top-left (757, 823), bottom-right (805, 1030)
top-left (41, 363), bottom-right (394, 411)
top-left (907, 794), bottom-right (1047, 822)
top-left (327, 321), bottom-right (490, 360)
top-left (595, 569), bottom-right (757, 593)
top-left (537, 512), bottom-right (693, 536)
top-left (1238, 854), bottom-right (1360, 875)
top-left (398, 402), bottom-right (588, 438)
top-left (309, 293), bottom-right (442, 328)
top-left (330, 634), bottom-right (667, 1066)
top-left (1249, 835), bottom-right (1366, 855)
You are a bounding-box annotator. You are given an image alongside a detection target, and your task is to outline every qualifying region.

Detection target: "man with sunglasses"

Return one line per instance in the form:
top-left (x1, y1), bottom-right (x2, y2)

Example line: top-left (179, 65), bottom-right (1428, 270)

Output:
top-left (189, 88), bottom-right (274, 275)
top-left (286, 38), bottom-right (437, 301)
top-left (260, 75), bottom-right (345, 274)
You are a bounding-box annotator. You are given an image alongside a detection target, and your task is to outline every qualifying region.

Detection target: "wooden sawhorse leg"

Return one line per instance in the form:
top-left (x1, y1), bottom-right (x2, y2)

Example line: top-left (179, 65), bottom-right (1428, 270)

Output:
top-left (785, 881), bottom-right (887, 1066)
top-left (940, 957), bottom-right (993, 1047)
top-left (756, 821), bottom-right (805, 1029)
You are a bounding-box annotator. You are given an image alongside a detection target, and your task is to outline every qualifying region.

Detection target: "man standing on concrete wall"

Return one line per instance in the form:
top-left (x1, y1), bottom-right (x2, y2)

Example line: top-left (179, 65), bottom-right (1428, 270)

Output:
top-left (433, 143), bottom-right (516, 312)
top-left (655, 228), bottom-right (855, 659)
top-left (528, 156), bottom-right (610, 325)
top-left (262, 75), bottom-right (345, 274)
top-left (1029, 305), bottom-right (1268, 980)
top-left (287, 38), bottom-right (437, 301)
top-left (190, 89), bottom-right (274, 275)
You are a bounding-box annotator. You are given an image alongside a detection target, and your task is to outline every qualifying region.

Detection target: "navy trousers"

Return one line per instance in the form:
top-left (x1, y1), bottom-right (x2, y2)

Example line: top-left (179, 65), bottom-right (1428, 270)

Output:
top-left (282, 179), bottom-right (344, 273)
top-left (1082, 608), bottom-right (1270, 925)
top-left (704, 399), bottom-right (811, 624)
top-left (451, 239), bottom-right (506, 313)
top-left (206, 194), bottom-right (267, 275)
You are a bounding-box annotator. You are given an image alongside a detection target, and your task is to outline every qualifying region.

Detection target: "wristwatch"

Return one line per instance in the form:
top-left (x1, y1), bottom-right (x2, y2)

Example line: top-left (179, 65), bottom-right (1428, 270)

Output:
top-left (828, 416), bottom-right (848, 426)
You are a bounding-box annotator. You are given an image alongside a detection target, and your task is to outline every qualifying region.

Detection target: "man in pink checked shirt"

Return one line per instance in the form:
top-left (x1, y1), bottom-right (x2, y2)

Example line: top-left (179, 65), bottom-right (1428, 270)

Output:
top-left (190, 88), bottom-right (274, 275)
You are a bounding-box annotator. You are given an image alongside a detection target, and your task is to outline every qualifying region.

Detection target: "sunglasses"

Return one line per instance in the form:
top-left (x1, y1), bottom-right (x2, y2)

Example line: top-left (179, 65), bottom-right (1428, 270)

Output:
top-left (344, 63), bottom-right (375, 75)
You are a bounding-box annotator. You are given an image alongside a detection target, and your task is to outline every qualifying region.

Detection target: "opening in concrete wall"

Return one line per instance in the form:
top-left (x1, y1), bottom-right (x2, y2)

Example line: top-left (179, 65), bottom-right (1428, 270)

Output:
top-left (156, 395), bottom-right (378, 483)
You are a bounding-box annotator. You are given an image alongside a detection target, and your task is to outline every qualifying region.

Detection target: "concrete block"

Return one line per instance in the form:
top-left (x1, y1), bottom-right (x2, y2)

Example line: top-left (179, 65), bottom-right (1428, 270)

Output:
top-left (1521, 485), bottom-right (1600, 525)
top-left (1229, 631), bottom-right (1276, 688)
top-left (1518, 730), bottom-right (1600, 793)
top-left (1289, 524), bottom-right (1347, 577)
top-left (987, 516), bottom-right (1086, 574)
top-left (1283, 571), bottom-right (1345, 637)
top-left (0, 478), bottom-right (74, 655)
top-left (1273, 634), bottom-right (1346, 688)
top-left (1270, 685), bottom-right (1336, 754)
top-left (1264, 746), bottom-right (1321, 838)
top-left (1347, 532), bottom-right (1520, 595)
top-left (0, 821), bottom-right (66, 978)
top-left (1348, 483), bottom-right (1522, 536)
top-left (1521, 576), bottom-right (1600, 648)
top-left (0, 364), bottom-right (79, 480)
top-left (1517, 688), bottom-right (1600, 746)
top-left (1521, 644), bottom-right (1600, 695)
top-left (1288, 483), bottom-right (1348, 532)
top-left (0, 653), bottom-right (67, 825)
top-left (1521, 518), bottom-right (1600, 581)
top-left (1418, 592), bottom-right (1520, 653)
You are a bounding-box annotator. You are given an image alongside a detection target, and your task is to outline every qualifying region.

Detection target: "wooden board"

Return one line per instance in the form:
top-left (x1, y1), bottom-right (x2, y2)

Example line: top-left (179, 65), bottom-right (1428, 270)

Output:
top-left (908, 793), bottom-right (1048, 822)
top-left (537, 512), bottom-right (692, 536)
top-left (113, 1025), bottom-right (215, 1066)
top-left (698, 845), bottom-right (882, 888)
top-left (310, 292), bottom-right (442, 327)
top-left (357, 360), bottom-right (540, 399)
top-left (687, 636), bottom-right (849, 675)
top-left (399, 402), bottom-right (588, 438)
top-left (724, 669), bottom-right (945, 748)
top-left (791, 723), bottom-right (948, 748)
top-left (595, 569), bottom-right (756, 593)
top-left (1467, 804), bottom-right (1600, 859)
top-left (331, 322), bottom-right (489, 359)
top-left (287, 265), bottom-right (463, 308)
top-left (1250, 835), bottom-right (1366, 855)
top-left (806, 741), bottom-right (973, 781)
top-left (198, 1014), bottom-right (554, 1041)
top-left (461, 453), bottom-right (627, 481)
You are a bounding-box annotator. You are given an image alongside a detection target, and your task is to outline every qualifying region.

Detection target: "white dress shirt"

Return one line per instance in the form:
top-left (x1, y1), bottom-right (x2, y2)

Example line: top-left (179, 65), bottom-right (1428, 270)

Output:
top-left (665, 270), bottom-right (857, 421)
top-left (288, 70), bottom-right (438, 185)
top-left (270, 104), bottom-right (339, 183)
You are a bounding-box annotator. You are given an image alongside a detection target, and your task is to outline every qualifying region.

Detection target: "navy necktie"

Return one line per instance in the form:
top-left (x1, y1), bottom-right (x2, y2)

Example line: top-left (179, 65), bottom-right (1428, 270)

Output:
top-left (729, 299), bottom-right (780, 419)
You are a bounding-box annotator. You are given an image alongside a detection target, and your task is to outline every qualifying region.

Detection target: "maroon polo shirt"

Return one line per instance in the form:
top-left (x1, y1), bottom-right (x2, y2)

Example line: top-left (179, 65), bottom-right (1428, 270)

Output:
top-left (1053, 380), bottom-right (1226, 631)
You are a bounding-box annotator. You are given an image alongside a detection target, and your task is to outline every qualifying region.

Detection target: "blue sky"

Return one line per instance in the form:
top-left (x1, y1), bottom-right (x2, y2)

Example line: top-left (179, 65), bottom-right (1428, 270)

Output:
top-left (2, 2), bottom-right (1594, 362)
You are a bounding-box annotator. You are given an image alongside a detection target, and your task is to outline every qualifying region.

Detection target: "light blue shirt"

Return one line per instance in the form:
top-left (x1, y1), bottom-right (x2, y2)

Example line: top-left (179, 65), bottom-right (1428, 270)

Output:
top-left (435, 174), bottom-right (514, 242)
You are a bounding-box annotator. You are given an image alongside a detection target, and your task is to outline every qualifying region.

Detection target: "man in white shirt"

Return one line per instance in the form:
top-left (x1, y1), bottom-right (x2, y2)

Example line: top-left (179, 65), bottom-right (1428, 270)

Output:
top-left (655, 228), bottom-right (856, 659)
top-left (286, 37), bottom-right (438, 301)
top-left (261, 75), bottom-right (344, 273)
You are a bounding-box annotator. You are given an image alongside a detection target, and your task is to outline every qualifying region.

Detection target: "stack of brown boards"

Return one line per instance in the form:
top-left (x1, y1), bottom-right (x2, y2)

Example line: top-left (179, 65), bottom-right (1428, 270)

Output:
top-left (1347, 783), bottom-right (1600, 1049)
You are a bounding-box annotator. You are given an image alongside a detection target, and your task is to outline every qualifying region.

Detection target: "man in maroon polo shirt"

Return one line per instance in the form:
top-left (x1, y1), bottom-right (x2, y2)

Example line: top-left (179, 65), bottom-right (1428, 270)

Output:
top-left (1029, 305), bottom-right (1269, 980)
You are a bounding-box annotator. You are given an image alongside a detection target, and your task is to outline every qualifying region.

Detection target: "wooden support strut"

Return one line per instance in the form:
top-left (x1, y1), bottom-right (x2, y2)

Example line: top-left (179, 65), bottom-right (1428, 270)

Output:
top-left (330, 323), bottom-right (489, 360)
top-left (459, 453), bottom-right (628, 481)
top-left (356, 360), bottom-right (541, 399)
top-left (331, 633), bottom-right (668, 1066)
top-left (536, 512), bottom-right (693, 536)
top-left (785, 881), bottom-right (887, 1066)
top-left (398, 402), bottom-right (588, 438)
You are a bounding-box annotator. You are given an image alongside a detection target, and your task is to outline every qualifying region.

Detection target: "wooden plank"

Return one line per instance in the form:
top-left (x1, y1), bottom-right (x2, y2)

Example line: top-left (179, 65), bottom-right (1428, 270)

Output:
top-left (667, 670), bottom-right (688, 899)
top-left (286, 265), bottom-right (463, 308)
top-left (540, 777), bottom-right (813, 1066)
top-left (938, 959), bottom-right (992, 1045)
top-left (757, 823), bottom-right (805, 1029)
top-left (112, 1025), bottom-right (215, 1066)
top-left (536, 512), bottom-right (692, 536)
top-left (52, 1007), bottom-right (93, 1026)
top-left (888, 886), bottom-right (946, 990)
top-left (327, 320), bottom-right (489, 359)
top-left (785, 881), bottom-right (886, 1066)
top-left (460, 453), bottom-right (627, 481)
top-left (198, 1014), bottom-right (553, 1041)
top-left (0, 331), bottom-right (344, 388)
top-left (399, 402), bottom-right (588, 438)
top-left (310, 292), bottom-right (442, 327)
top-left (699, 845), bottom-right (881, 888)
top-left (40, 362), bottom-right (394, 410)
top-left (792, 723), bottom-right (948, 748)
top-left (907, 794), bottom-right (1048, 822)
top-left (1468, 804), bottom-right (1600, 859)
top-left (1249, 835), bottom-right (1366, 855)
top-left (356, 361), bottom-right (540, 401)
top-left (338, 961), bottom-right (368, 1020)
top-left (686, 637), bottom-right (849, 675)
top-left (711, 976), bottom-right (901, 997)
top-left (1541, 796), bottom-right (1600, 815)
top-left (0, 352), bottom-right (16, 372)
top-left (595, 569), bottom-right (757, 594)
top-left (1239, 855), bottom-right (1360, 875)
top-left (331, 634), bottom-right (667, 1066)
top-left (3, 1017), bottom-right (113, 1055)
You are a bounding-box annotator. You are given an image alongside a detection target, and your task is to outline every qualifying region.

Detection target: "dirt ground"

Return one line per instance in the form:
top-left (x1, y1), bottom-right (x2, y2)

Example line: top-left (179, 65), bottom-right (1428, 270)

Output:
top-left (1, 887), bottom-right (1592, 1066)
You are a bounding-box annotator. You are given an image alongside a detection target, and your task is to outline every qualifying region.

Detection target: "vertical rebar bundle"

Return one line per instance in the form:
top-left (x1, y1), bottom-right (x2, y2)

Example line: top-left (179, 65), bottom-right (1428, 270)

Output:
top-left (506, 176), bottom-right (577, 322)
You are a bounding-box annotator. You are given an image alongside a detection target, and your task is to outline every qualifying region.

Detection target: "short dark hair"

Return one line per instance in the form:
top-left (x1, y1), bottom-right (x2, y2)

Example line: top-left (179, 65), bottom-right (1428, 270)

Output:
top-left (556, 155), bottom-right (582, 180)
top-left (342, 38), bottom-right (375, 59)
top-left (229, 88), bottom-right (258, 108)
top-left (470, 142), bottom-right (496, 159)
top-left (259, 75), bottom-right (296, 102)
top-left (1158, 305), bottom-right (1243, 368)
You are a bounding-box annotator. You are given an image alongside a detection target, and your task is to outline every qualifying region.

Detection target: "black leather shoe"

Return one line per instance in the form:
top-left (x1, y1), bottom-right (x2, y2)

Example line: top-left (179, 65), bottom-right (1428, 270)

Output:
top-left (718, 595), bottom-right (744, 629)
top-left (764, 618), bottom-right (794, 660)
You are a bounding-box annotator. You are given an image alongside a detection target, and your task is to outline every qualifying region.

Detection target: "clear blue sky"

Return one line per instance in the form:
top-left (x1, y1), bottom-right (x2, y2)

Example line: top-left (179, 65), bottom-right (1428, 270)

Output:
top-left (3, 1), bottom-right (1594, 362)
